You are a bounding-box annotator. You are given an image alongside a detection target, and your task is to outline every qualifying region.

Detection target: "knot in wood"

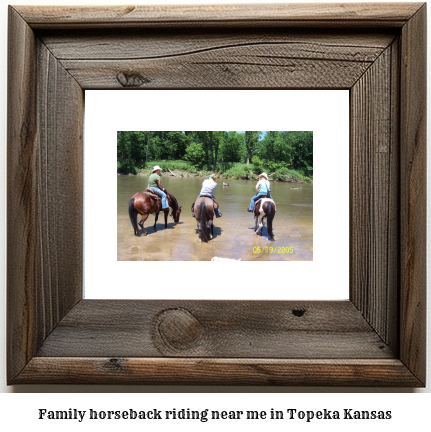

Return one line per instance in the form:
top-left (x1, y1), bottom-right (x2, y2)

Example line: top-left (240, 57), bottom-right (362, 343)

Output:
top-left (292, 308), bottom-right (306, 317)
top-left (155, 308), bottom-right (203, 351)
top-left (108, 358), bottom-right (123, 369)
top-left (116, 71), bottom-right (150, 87)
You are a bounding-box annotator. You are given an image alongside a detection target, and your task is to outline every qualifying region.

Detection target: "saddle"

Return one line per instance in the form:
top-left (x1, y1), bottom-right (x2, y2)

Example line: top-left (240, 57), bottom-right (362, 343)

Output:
top-left (255, 195), bottom-right (270, 207)
top-left (198, 194), bottom-right (219, 208)
top-left (255, 196), bottom-right (276, 211)
top-left (191, 195), bottom-right (219, 216)
top-left (145, 188), bottom-right (160, 201)
top-left (145, 189), bottom-right (163, 214)
top-left (199, 194), bottom-right (215, 200)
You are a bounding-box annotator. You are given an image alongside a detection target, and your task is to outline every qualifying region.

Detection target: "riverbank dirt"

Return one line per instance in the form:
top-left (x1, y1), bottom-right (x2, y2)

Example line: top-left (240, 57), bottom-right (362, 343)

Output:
top-left (119, 168), bottom-right (311, 183)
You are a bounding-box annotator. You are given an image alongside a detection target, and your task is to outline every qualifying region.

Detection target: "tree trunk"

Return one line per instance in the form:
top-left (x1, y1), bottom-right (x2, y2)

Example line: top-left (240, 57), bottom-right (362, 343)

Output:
top-left (145, 131), bottom-right (150, 162)
top-left (209, 131), bottom-right (216, 169)
top-left (245, 131), bottom-right (251, 165)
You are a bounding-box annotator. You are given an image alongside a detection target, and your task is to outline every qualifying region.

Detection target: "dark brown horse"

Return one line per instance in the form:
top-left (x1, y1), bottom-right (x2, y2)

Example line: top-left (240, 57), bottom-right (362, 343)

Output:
top-left (254, 198), bottom-right (276, 240)
top-left (194, 196), bottom-right (214, 242)
top-left (128, 190), bottom-right (181, 236)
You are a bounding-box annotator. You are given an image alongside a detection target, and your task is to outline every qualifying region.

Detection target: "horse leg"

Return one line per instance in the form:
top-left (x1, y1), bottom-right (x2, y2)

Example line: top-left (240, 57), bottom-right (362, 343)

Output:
top-left (256, 215), bottom-right (264, 235)
top-left (195, 205), bottom-right (200, 233)
top-left (164, 209), bottom-right (169, 228)
top-left (140, 213), bottom-right (149, 236)
top-left (267, 204), bottom-right (275, 239)
top-left (153, 212), bottom-right (159, 232)
top-left (209, 219), bottom-right (213, 240)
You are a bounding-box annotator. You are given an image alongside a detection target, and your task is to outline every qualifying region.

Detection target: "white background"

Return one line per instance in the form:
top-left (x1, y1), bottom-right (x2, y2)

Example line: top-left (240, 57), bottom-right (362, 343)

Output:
top-left (84, 90), bottom-right (349, 300)
top-left (0, 0), bottom-right (430, 426)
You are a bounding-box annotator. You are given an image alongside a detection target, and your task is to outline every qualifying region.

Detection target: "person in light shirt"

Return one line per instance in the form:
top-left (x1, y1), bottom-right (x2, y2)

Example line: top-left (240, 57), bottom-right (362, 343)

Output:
top-left (247, 172), bottom-right (273, 212)
top-left (191, 174), bottom-right (222, 218)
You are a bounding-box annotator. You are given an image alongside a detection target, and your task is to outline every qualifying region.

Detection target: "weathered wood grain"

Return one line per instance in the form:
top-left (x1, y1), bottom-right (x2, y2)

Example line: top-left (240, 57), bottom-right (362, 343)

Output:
top-left (36, 300), bottom-right (394, 359)
top-left (350, 45), bottom-right (398, 347)
top-left (7, 6), bottom-right (83, 382)
top-left (35, 40), bottom-right (84, 336)
top-left (399, 3), bottom-right (427, 385)
top-left (60, 57), bottom-right (372, 89)
top-left (16, 3), bottom-right (423, 29)
top-left (7, 6), bottom-right (38, 382)
top-left (7, 3), bottom-right (426, 386)
top-left (16, 358), bottom-right (423, 386)
top-left (40, 31), bottom-right (395, 60)
top-left (387, 38), bottom-right (401, 352)
top-left (40, 31), bottom-right (395, 89)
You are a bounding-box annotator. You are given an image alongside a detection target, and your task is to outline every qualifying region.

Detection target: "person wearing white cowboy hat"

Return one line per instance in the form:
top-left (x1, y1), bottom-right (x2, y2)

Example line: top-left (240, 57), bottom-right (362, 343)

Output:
top-left (147, 165), bottom-right (169, 209)
top-left (247, 172), bottom-right (273, 212)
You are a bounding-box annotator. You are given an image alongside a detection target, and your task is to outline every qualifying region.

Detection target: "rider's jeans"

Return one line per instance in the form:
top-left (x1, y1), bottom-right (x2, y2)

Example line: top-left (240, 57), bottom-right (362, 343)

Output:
top-left (249, 192), bottom-right (272, 211)
top-left (151, 187), bottom-right (169, 209)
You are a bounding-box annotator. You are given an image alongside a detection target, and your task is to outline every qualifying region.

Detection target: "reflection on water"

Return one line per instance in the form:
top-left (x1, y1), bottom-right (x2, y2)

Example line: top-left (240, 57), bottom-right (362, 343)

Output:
top-left (118, 175), bottom-right (313, 261)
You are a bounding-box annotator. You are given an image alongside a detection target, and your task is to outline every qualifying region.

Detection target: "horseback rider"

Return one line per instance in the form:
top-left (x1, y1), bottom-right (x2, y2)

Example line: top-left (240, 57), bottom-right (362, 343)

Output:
top-left (148, 165), bottom-right (169, 210)
top-left (192, 174), bottom-right (222, 218)
top-left (247, 172), bottom-right (273, 212)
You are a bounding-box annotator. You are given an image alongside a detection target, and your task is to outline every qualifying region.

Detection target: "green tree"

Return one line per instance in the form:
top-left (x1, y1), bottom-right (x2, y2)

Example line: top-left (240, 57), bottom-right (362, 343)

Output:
top-left (273, 132), bottom-right (292, 164)
top-left (129, 131), bottom-right (146, 163)
top-left (251, 155), bottom-right (263, 172)
top-left (184, 141), bottom-right (205, 166)
top-left (117, 131), bottom-right (129, 160)
top-left (290, 131), bottom-right (313, 175)
top-left (220, 131), bottom-right (242, 162)
top-left (145, 131), bottom-right (150, 162)
top-left (117, 130), bottom-right (313, 177)
top-left (244, 131), bottom-right (260, 165)
top-left (257, 131), bottom-right (277, 162)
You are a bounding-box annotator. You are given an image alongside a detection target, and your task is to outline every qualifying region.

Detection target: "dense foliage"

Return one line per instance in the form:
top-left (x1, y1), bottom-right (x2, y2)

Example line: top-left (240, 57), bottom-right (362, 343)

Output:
top-left (117, 131), bottom-right (313, 179)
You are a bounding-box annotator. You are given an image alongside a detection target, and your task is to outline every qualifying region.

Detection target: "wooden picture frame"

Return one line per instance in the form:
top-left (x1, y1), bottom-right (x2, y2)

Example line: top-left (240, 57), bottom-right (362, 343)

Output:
top-left (7, 3), bottom-right (426, 386)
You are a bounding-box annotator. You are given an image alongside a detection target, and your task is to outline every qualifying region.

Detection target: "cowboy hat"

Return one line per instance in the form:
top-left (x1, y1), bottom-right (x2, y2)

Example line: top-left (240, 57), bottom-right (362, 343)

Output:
top-left (259, 172), bottom-right (268, 180)
top-left (152, 165), bottom-right (162, 172)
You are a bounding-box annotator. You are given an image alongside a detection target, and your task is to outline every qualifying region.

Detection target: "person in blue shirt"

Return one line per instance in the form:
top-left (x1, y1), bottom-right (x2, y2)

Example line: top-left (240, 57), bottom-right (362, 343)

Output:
top-left (247, 172), bottom-right (273, 212)
top-left (191, 174), bottom-right (222, 218)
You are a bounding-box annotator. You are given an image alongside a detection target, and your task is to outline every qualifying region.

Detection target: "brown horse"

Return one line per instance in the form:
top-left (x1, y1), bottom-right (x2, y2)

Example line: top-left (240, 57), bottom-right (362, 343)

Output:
top-left (254, 198), bottom-right (276, 240)
top-left (128, 190), bottom-right (181, 236)
top-left (194, 196), bottom-right (214, 242)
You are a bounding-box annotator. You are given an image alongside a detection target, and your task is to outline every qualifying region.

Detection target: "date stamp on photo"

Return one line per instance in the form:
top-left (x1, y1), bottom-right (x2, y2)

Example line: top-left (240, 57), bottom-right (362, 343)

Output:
top-left (252, 246), bottom-right (294, 254)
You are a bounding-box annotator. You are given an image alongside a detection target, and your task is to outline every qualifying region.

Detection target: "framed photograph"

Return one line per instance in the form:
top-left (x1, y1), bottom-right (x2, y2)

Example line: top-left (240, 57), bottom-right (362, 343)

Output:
top-left (85, 89), bottom-right (349, 301)
top-left (7, 3), bottom-right (426, 386)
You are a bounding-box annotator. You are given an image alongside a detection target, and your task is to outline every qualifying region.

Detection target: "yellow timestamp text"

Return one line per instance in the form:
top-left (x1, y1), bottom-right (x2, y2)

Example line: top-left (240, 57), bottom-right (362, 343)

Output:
top-left (253, 246), bottom-right (294, 254)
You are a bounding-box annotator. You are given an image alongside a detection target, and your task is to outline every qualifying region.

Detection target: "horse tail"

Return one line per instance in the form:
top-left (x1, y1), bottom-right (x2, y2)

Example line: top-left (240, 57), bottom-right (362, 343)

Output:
top-left (128, 198), bottom-right (139, 236)
top-left (199, 200), bottom-right (210, 243)
top-left (267, 202), bottom-right (275, 239)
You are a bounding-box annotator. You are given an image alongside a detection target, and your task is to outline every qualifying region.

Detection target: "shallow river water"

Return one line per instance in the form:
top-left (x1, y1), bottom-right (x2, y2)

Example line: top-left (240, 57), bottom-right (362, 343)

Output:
top-left (117, 175), bottom-right (313, 261)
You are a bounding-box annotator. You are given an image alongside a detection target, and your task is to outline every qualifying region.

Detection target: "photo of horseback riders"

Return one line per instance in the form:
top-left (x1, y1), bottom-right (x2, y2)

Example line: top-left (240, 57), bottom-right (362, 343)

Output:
top-left (118, 131), bottom-right (313, 261)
